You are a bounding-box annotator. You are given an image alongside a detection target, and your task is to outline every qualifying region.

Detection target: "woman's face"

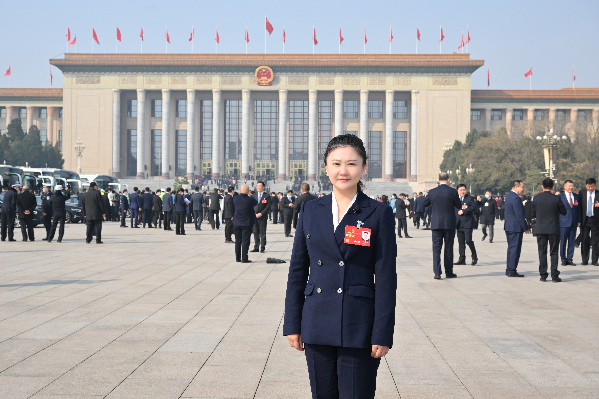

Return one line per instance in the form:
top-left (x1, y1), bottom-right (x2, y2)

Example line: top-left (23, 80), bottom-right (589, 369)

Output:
top-left (325, 146), bottom-right (366, 193)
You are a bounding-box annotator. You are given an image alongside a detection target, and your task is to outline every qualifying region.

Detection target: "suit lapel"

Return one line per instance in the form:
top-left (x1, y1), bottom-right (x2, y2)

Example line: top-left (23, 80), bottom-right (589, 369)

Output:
top-left (316, 195), bottom-right (344, 260)
top-left (334, 191), bottom-right (377, 246)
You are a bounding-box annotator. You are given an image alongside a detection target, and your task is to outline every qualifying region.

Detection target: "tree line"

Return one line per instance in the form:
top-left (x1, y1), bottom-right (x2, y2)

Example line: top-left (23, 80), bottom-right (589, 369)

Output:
top-left (0, 118), bottom-right (64, 169)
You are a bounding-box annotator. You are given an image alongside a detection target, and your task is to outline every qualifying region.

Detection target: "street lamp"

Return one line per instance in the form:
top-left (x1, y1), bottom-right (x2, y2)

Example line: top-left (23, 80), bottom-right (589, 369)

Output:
top-left (442, 140), bottom-right (453, 153)
top-left (74, 138), bottom-right (85, 174)
top-left (536, 128), bottom-right (567, 180)
top-left (466, 163), bottom-right (475, 193)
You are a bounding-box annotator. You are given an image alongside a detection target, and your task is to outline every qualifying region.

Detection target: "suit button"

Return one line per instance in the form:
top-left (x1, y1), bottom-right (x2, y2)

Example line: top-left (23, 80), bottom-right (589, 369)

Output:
top-left (337, 288), bottom-right (343, 294)
top-left (339, 261), bottom-right (344, 267)
top-left (317, 288), bottom-right (322, 293)
top-left (317, 260), bottom-right (322, 265)
top-left (307, 234), bottom-right (311, 239)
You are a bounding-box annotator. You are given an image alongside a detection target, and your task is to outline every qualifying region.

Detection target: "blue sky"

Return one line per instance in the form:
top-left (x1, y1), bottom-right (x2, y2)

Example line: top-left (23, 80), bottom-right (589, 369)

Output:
top-left (2, 0), bottom-right (598, 90)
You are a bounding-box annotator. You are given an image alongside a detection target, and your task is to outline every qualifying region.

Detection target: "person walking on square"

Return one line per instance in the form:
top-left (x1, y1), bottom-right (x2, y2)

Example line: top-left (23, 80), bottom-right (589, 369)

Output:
top-left (414, 192), bottom-right (426, 229)
top-left (41, 185), bottom-right (53, 239)
top-left (578, 177), bottom-right (599, 266)
top-left (233, 184), bottom-right (257, 263)
top-left (141, 187), bottom-right (153, 228)
top-left (224, 186), bottom-right (235, 243)
top-left (280, 190), bottom-right (295, 237)
top-left (190, 187), bottom-right (204, 231)
top-left (284, 134), bottom-right (397, 399)
top-left (454, 184), bottom-right (478, 266)
top-left (120, 189), bottom-right (129, 227)
top-left (128, 187), bottom-right (141, 228)
top-left (270, 192), bottom-right (279, 224)
top-left (293, 183), bottom-right (317, 230)
top-left (47, 185), bottom-right (71, 243)
top-left (15, 185), bottom-right (37, 242)
top-left (479, 191), bottom-right (498, 243)
top-left (81, 182), bottom-right (105, 244)
top-left (395, 193), bottom-right (411, 238)
top-left (1, 186), bottom-right (17, 242)
top-left (152, 189), bottom-right (163, 228)
top-left (208, 188), bottom-right (221, 229)
top-left (504, 180), bottom-right (529, 277)
top-left (559, 180), bottom-right (580, 266)
top-left (532, 178), bottom-right (567, 282)
top-left (162, 188), bottom-right (173, 231)
top-left (251, 181), bottom-right (270, 253)
top-left (174, 188), bottom-right (187, 235)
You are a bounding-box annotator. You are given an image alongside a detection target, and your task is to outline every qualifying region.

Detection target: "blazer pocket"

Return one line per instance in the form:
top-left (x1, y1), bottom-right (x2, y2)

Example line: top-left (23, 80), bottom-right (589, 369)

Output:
top-left (348, 285), bottom-right (374, 298)
top-left (304, 283), bottom-right (315, 296)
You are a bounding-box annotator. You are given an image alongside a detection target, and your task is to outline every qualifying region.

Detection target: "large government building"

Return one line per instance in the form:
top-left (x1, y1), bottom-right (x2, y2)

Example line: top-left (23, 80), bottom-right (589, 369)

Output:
top-left (0, 53), bottom-right (598, 190)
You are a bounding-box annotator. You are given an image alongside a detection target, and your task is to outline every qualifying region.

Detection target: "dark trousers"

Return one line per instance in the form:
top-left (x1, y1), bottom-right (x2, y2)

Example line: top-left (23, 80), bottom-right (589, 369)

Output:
top-left (225, 218), bottom-right (234, 241)
top-left (176, 211), bottom-right (186, 234)
top-left (163, 211), bottom-right (171, 230)
top-left (105, 206), bottom-right (112, 222)
top-left (271, 209), bottom-right (278, 224)
top-left (505, 231), bottom-right (524, 274)
top-left (253, 217), bottom-right (268, 250)
top-left (209, 209), bottom-right (220, 229)
top-left (193, 210), bottom-right (203, 230)
top-left (283, 211), bottom-right (293, 236)
top-left (537, 234), bottom-right (560, 278)
top-left (397, 218), bottom-right (408, 237)
top-left (203, 206), bottom-right (208, 221)
top-left (581, 220), bottom-right (599, 264)
top-left (130, 208), bottom-right (139, 227)
top-left (43, 214), bottom-right (52, 238)
top-left (0, 211), bottom-right (15, 240)
top-left (457, 228), bottom-right (478, 261)
top-left (152, 211), bottom-right (162, 227)
top-left (304, 343), bottom-right (380, 399)
top-left (234, 225), bottom-right (252, 261)
top-left (19, 218), bottom-right (35, 241)
top-left (186, 210), bottom-right (192, 223)
top-left (120, 209), bottom-right (127, 226)
top-left (481, 224), bottom-right (494, 241)
top-left (142, 209), bottom-right (152, 227)
top-left (560, 226), bottom-right (577, 262)
top-left (113, 205), bottom-right (119, 221)
top-left (431, 229), bottom-right (455, 276)
top-left (48, 211), bottom-right (66, 241)
top-left (500, 209), bottom-right (505, 220)
top-left (415, 212), bottom-right (425, 228)
top-left (86, 219), bottom-right (102, 243)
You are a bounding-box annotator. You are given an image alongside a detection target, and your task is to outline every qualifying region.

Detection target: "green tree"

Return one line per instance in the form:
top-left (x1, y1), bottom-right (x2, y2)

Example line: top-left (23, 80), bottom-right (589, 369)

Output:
top-left (6, 118), bottom-right (24, 143)
top-left (173, 173), bottom-right (189, 190)
top-left (42, 144), bottom-right (65, 169)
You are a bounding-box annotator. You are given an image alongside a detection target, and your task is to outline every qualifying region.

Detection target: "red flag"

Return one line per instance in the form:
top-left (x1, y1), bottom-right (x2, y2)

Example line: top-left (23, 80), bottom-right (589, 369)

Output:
top-left (458, 33), bottom-right (464, 49)
top-left (339, 27), bottom-right (344, 44)
top-left (440, 27), bottom-right (445, 42)
top-left (117, 27), bottom-right (121, 42)
top-left (189, 27), bottom-right (194, 41)
top-left (69, 35), bottom-right (76, 45)
top-left (466, 27), bottom-right (471, 44)
top-left (282, 28), bottom-right (286, 43)
top-left (50, 67), bottom-right (53, 87)
top-left (417, 26), bottom-right (420, 41)
top-left (266, 17), bottom-right (274, 35)
top-left (67, 27), bottom-right (71, 41)
top-left (524, 67), bottom-right (533, 77)
top-left (487, 68), bottom-right (490, 87)
top-left (93, 28), bottom-right (100, 45)
top-left (140, 27), bottom-right (144, 41)
top-left (389, 27), bottom-right (393, 43)
top-left (245, 28), bottom-right (249, 43)
top-left (313, 28), bottom-right (318, 45)
top-left (4, 66), bottom-right (10, 76)
top-left (364, 26), bottom-right (367, 44)
top-left (216, 28), bottom-right (219, 43)
top-left (573, 66), bottom-right (576, 82)
top-left (166, 28), bottom-right (170, 44)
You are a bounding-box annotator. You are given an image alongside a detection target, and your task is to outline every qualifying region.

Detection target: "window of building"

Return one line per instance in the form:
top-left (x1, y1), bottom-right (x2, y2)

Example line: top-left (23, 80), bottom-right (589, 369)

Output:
top-left (19, 108), bottom-right (27, 118)
top-left (176, 100), bottom-right (187, 118)
top-left (151, 129), bottom-right (162, 176)
top-left (225, 100), bottom-right (242, 160)
top-left (200, 101), bottom-right (213, 164)
top-left (556, 110), bottom-right (566, 121)
top-left (39, 108), bottom-right (47, 119)
top-left (127, 100), bottom-right (137, 117)
top-left (393, 101), bottom-right (407, 119)
top-left (318, 100), bottom-right (333, 161)
top-left (534, 110), bottom-right (545, 120)
top-left (289, 100), bottom-right (309, 160)
top-left (151, 100), bottom-right (162, 118)
top-left (127, 129), bottom-right (137, 176)
top-left (578, 110), bottom-right (587, 122)
top-left (58, 130), bottom-right (62, 147)
top-left (513, 110), bottom-right (524, 120)
top-left (491, 110), bottom-right (502, 121)
top-left (393, 131), bottom-right (408, 179)
top-left (175, 130), bottom-right (187, 176)
top-left (368, 131), bottom-right (383, 179)
top-left (254, 100), bottom-right (278, 161)
top-left (40, 130), bottom-right (47, 147)
top-left (471, 110), bottom-right (481, 120)
top-left (343, 131), bottom-right (357, 136)
top-left (343, 100), bottom-right (358, 119)
top-left (58, 108), bottom-right (63, 118)
top-left (369, 101), bottom-right (383, 119)
top-left (0, 107), bottom-right (6, 118)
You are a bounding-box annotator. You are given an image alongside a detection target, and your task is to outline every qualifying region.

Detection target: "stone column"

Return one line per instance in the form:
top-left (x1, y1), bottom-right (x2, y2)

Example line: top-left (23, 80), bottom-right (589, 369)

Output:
top-left (278, 90), bottom-right (288, 180)
top-left (384, 90), bottom-right (394, 181)
top-left (136, 89), bottom-right (146, 179)
top-left (570, 109), bottom-right (578, 123)
top-left (5, 106), bottom-right (14, 126)
top-left (212, 89), bottom-right (222, 179)
top-left (359, 90), bottom-right (369, 153)
top-left (112, 90), bottom-right (121, 178)
top-left (161, 89), bottom-right (171, 179)
top-left (241, 89), bottom-right (251, 179)
top-left (485, 108), bottom-right (492, 132)
top-left (334, 90), bottom-right (343, 137)
top-left (308, 90), bottom-right (318, 181)
top-left (593, 109), bottom-right (599, 134)
top-left (505, 108), bottom-right (513, 137)
top-left (527, 108), bottom-right (535, 135)
top-left (549, 108), bottom-right (556, 128)
top-left (410, 90), bottom-right (418, 182)
top-left (186, 89), bottom-right (196, 180)
top-left (47, 106), bottom-right (55, 145)
top-left (26, 106), bottom-right (35, 132)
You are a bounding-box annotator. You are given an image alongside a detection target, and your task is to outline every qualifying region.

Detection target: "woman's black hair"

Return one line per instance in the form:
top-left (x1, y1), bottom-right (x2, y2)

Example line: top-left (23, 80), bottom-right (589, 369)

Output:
top-left (323, 134), bottom-right (368, 191)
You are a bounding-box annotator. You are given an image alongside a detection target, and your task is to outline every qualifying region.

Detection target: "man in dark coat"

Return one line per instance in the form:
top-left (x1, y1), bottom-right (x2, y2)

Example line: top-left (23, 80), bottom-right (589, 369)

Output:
top-left (270, 192), bottom-right (279, 225)
top-left (454, 184), bottom-right (478, 266)
top-left (578, 177), bottom-right (599, 266)
top-left (208, 188), bottom-right (221, 229)
top-left (396, 193), bottom-right (411, 238)
top-left (162, 188), bottom-right (173, 231)
top-left (532, 178), bottom-right (567, 281)
top-left (479, 190), bottom-right (498, 243)
top-left (292, 183), bottom-right (317, 230)
top-left (41, 184), bottom-right (53, 239)
top-left (16, 185), bottom-right (37, 241)
top-left (223, 186), bottom-right (235, 243)
top-left (101, 190), bottom-right (111, 223)
top-left (251, 181), bottom-right (270, 253)
top-left (81, 182), bottom-right (106, 244)
top-left (280, 190), bottom-right (295, 237)
top-left (128, 187), bottom-right (141, 228)
top-left (1, 186), bottom-right (17, 242)
top-left (414, 192), bottom-right (426, 229)
top-left (190, 187), bottom-right (204, 231)
top-left (141, 187), bottom-right (153, 228)
top-left (152, 189), bottom-right (163, 228)
top-left (174, 188), bottom-right (188, 235)
top-left (408, 193), bottom-right (417, 225)
top-left (504, 180), bottom-right (529, 277)
top-left (233, 184), bottom-right (258, 263)
top-left (120, 189), bottom-right (129, 227)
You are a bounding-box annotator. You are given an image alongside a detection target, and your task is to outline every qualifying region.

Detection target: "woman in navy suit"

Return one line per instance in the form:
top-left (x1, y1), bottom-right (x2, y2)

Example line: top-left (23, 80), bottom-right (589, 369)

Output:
top-left (284, 134), bottom-right (397, 399)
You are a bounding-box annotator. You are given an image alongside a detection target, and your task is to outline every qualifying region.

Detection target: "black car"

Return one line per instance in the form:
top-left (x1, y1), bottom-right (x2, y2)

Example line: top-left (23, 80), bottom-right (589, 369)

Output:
top-left (0, 197), bottom-right (42, 228)
top-left (35, 196), bottom-right (84, 224)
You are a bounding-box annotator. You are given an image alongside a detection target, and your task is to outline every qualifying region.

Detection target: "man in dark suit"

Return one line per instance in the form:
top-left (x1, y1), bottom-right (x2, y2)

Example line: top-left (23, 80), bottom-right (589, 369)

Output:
top-left (190, 187), bottom-right (204, 231)
top-left (559, 179), bottom-right (580, 266)
top-left (479, 190), bottom-right (498, 243)
top-left (422, 173), bottom-right (461, 279)
top-left (152, 189), bottom-right (163, 228)
top-left (141, 187), bottom-right (153, 228)
top-left (504, 180), bottom-right (529, 277)
top-left (532, 178), bottom-right (568, 282)
top-left (233, 184), bottom-right (258, 263)
top-left (16, 185), bottom-right (37, 242)
top-left (270, 192), bottom-right (279, 224)
top-left (578, 177), bottom-right (599, 266)
top-left (251, 181), bottom-right (270, 253)
top-left (208, 188), bottom-right (221, 229)
top-left (280, 190), bottom-right (295, 237)
top-left (174, 188), bottom-right (187, 235)
top-left (162, 188), bottom-right (173, 231)
top-left (41, 185), bottom-right (53, 239)
top-left (414, 192), bottom-right (426, 228)
top-left (395, 193), bottom-right (411, 238)
top-left (409, 193), bottom-right (417, 225)
top-left (81, 182), bottom-right (106, 244)
top-left (454, 184), bottom-right (478, 266)
top-left (223, 186), bottom-right (235, 243)
top-left (120, 189), bottom-right (129, 227)
top-left (293, 183), bottom-right (317, 229)
top-left (1, 186), bottom-right (17, 242)
top-left (128, 187), bottom-right (140, 228)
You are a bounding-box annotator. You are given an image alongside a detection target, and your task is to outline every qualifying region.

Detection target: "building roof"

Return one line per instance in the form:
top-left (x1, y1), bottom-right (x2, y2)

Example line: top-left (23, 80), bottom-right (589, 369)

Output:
top-left (472, 89), bottom-right (599, 105)
top-left (0, 88), bottom-right (63, 102)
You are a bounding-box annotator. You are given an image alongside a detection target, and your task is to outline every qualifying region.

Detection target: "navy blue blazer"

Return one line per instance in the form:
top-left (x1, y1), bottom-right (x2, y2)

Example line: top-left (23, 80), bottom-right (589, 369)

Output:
top-left (174, 194), bottom-right (187, 212)
top-left (120, 194), bottom-right (129, 211)
top-left (162, 192), bottom-right (172, 212)
top-left (414, 196), bottom-right (426, 213)
top-left (422, 184), bottom-right (461, 230)
top-left (504, 191), bottom-right (528, 232)
top-left (129, 192), bottom-right (140, 209)
top-left (141, 192), bottom-right (153, 210)
top-left (283, 191), bottom-right (397, 349)
top-left (233, 194), bottom-right (258, 227)
top-left (558, 192), bottom-right (580, 228)
top-left (456, 194), bottom-right (478, 230)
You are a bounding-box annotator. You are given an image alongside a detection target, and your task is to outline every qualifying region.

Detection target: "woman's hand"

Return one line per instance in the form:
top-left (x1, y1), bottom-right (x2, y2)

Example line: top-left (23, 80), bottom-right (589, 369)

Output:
top-left (287, 334), bottom-right (304, 351)
top-left (371, 345), bottom-right (389, 358)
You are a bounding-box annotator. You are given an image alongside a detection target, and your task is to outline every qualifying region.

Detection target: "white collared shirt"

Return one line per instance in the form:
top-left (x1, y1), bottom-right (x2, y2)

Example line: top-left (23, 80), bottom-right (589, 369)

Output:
top-left (332, 191), bottom-right (358, 232)
top-left (588, 191), bottom-right (595, 217)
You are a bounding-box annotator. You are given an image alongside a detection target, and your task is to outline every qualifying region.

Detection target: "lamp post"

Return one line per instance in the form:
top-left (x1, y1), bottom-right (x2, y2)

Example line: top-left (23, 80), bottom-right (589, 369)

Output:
top-left (442, 140), bottom-right (453, 153)
top-left (536, 129), bottom-right (567, 181)
top-left (466, 163), bottom-right (475, 193)
top-left (74, 138), bottom-right (85, 174)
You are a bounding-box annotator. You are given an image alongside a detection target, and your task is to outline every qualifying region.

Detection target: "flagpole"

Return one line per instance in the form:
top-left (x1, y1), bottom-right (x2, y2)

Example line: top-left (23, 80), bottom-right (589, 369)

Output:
top-left (313, 25), bottom-right (314, 55)
top-left (92, 26), bottom-right (94, 53)
top-left (246, 25), bottom-right (248, 54)
top-left (283, 25), bottom-right (285, 53)
top-left (466, 25), bottom-right (469, 53)
top-left (416, 25), bottom-right (418, 54)
top-left (216, 25), bottom-right (218, 54)
top-left (339, 25), bottom-right (341, 54)
top-left (389, 25), bottom-right (392, 54)
top-left (461, 31), bottom-right (464, 53)
top-left (116, 26), bottom-right (118, 54)
top-left (573, 65), bottom-right (575, 90)
top-left (141, 26), bottom-right (143, 54)
top-left (439, 25), bottom-right (441, 54)
top-left (75, 31), bottom-right (77, 53)
top-left (530, 66), bottom-right (532, 91)
top-left (192, 25), bottom-right (194, 53)
top-left (265, 15), bottom-right (267, 54)
top-left (166, 25), bottom-right (168, 54)
top-left (364, 25), bottom-right (366, 54)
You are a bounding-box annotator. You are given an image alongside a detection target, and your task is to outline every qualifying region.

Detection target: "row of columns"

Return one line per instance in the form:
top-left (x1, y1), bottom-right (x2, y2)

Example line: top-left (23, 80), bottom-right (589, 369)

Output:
top-left (3, 105), bottom-right (58, 144)
top-left (112, 89), bottom-right (420, 181)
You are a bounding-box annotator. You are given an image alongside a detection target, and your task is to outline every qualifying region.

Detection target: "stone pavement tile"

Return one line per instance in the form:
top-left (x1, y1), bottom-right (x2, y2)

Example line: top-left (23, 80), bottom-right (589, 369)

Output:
top-left (481, 337), bottom-right (555, 359)
top-left (386, 356), bottom-right (463, 386)
top-left (105, 377), bottom-right (189, 399)
top-left (536, 387), bottom-right (599, 399)
top-left (0, 338), bottom-right (55, 372)
top-left (1, 348), bottom-right (92, 378)
top-left (506, 358), bottom-right (597, 388)
top-left (32, 394), bottom-right (105, 398)
top-left (454, 370), bottom-right (545, 399)
top-left (143, 309), bottom-right (199, 325)
top-left (183, 364), bottom-right (264, 398)
top-left (0, 376), bottom-right (54, 398)
top-left (159, 330), bottom-right (225, 353)
top-left (17, 320), bottom-right (89, 340)
top-left (394, 385), bottom-right (472, 399)
top-left (128, 352), bottom-right (210, 380)
top-left (254, 381), bottom-right (312, 399)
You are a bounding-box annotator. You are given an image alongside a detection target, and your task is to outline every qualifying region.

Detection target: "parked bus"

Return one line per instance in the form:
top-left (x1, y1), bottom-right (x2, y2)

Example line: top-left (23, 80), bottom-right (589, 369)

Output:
top-left (21, 168), bottom-right (57, 192)
top-left (80, 174), bottom-right (127, 192)
top-left (52, 169), bottom-right (82, 194)
top-left (0, 165), bottom-right (23, 190)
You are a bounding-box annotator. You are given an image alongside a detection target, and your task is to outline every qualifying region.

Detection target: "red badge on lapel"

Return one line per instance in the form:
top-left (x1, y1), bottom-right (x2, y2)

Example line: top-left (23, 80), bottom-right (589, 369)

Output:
top-left (262, 199), bottom-right (267, 204)
top-left (344, 225), bottom-right (371, 247)
top-left (461, 204), bottom-right (468, 210)
top-left (594, 202), bottom-right (599, 208)
top-left (574, 201), bottom-right (578, 206)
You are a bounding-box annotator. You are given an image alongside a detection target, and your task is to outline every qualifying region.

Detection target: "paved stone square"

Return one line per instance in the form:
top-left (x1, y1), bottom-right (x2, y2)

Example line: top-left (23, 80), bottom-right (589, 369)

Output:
top-left (0, 219), bottom-right (598, 398)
